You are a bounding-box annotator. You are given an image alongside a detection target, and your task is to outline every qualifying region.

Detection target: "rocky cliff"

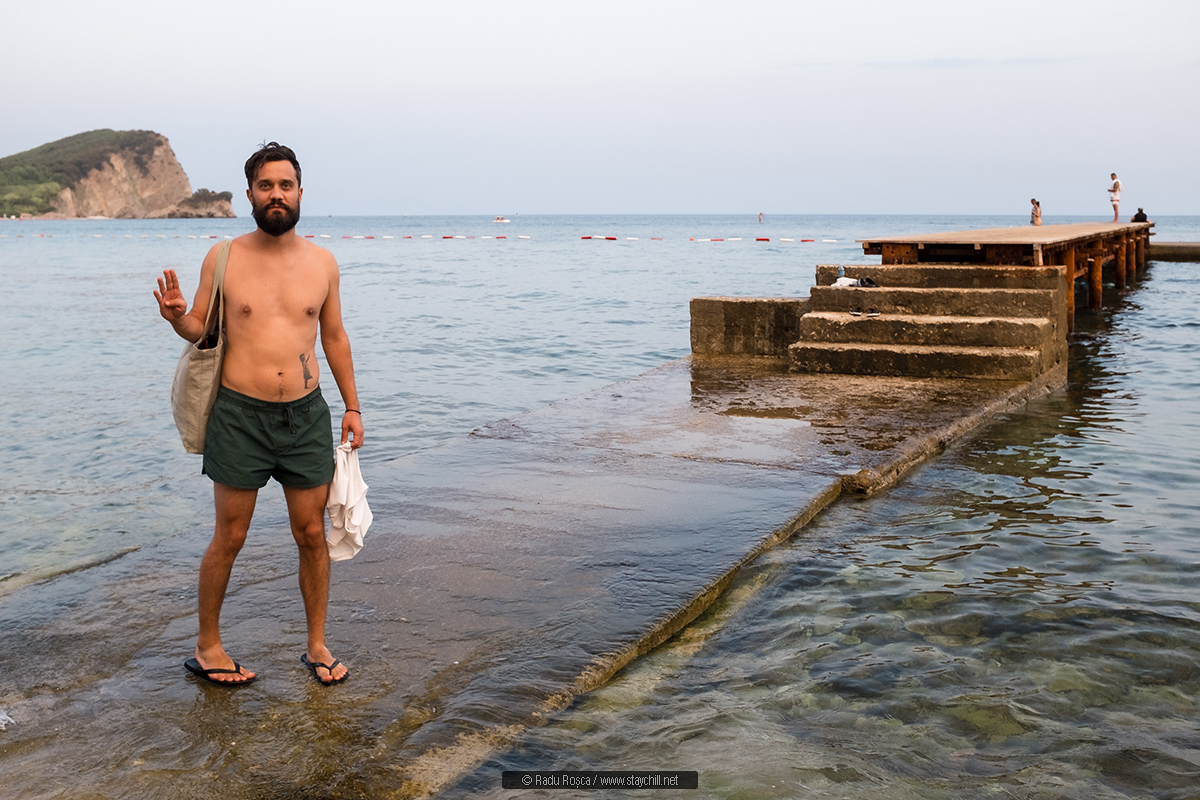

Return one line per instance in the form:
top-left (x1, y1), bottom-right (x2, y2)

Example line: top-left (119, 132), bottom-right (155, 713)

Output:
top-left (0, 129), bottom-right (235, 219)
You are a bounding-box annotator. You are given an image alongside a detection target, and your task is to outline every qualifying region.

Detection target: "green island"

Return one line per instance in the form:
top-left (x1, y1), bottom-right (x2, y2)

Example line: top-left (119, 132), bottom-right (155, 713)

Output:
top-left (0, 129), bottom-right (231, 217)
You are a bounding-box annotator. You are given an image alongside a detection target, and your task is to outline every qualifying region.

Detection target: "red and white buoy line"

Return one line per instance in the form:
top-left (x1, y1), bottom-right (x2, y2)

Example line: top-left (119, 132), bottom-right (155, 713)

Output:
top-left (581, 236), bottom-right (839, 243)
top-left (1, 232), bottom-right (840, 243)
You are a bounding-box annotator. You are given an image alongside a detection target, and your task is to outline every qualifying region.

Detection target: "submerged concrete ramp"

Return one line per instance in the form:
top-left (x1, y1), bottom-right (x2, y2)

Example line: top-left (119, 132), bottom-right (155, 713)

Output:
top-left (0, 358), bottom-right (1063, 800)
top-left (326, 357), bottom-right (1063, 795)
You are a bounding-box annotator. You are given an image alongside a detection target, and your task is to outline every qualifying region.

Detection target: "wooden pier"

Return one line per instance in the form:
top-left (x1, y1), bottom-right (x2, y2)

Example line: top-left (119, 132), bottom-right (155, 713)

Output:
top-left (859, 222), bottom-right (1154, 331)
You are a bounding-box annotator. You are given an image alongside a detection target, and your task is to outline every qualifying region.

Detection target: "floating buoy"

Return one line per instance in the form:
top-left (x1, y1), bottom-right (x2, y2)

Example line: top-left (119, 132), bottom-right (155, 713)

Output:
top-left (605, 236), bottom-right (616, 240)
top-left (801, 239), bottom-right (814, 242)
top-left (482, 235), bottom-right (493, 239)
top-left (443, 235), bottom-right (453, 239)
top-left (382, 235), bottom-right (394, 239)
top-left (712, 238), bottom-right (724, 242)
top-left (421, 235), bottom-right (433, 239)
top-left (728, 237), bottom-right (741, 241)
top-left (757, 237), bottom-right (769, 241)
top-left (403, 236), bottom-right (413, 239)
top-left (320, 234), bottom-right (331, 239)
top-left (497, 236), bottom-right (507, 239)
top-left (823, 238), bottom-right (837, 242)
top-left (581, 236), bottom-right (592, 239)
top-left (518, 235), bottom-right (530, 239)
top-left (651, 237), bottom-right (662, 240)
top-left (626, 237), bottom-right (638, 240)
top-left (365, 236), bottom-right (375, 239)
top-left (780, 238), bottom-right (794, 242)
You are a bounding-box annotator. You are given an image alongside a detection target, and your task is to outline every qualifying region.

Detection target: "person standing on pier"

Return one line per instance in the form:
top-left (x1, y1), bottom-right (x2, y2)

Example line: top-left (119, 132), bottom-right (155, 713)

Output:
top-left (1030, 198), bottom-right (1042, 226)
top-left (154, 142), bottom-right (364, 687)
top-left (1108, 173), bottom-right (1122, 222)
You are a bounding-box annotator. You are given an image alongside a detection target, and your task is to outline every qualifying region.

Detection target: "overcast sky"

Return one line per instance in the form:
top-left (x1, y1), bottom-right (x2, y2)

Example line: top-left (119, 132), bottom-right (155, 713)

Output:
top-left (4, 0), bottom-right (1197, 216)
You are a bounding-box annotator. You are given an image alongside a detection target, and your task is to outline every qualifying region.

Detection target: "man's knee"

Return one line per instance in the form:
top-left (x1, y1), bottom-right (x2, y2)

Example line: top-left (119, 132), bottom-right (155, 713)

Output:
top-left (209, 525), bottom-right (248, 558)
top-left (290, 515), bottom-right (328, 551)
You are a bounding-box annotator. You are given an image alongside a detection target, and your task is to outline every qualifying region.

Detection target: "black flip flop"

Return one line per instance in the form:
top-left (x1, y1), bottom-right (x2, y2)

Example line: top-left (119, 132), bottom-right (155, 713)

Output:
top-left (301, 653), bottom-right (349, 686)
top-left (184, 657), bottom-right (257, 687)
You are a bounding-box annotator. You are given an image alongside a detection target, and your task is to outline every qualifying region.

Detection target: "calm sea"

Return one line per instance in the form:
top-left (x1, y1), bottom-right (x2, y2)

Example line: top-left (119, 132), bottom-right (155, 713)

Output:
top-left (2, 213), bottom-right (1199, 797)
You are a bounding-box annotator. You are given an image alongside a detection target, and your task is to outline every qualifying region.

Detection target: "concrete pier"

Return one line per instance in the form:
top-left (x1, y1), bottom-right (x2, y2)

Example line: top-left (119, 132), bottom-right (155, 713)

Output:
top-left (1150, 241), bottom-right (1200, 262)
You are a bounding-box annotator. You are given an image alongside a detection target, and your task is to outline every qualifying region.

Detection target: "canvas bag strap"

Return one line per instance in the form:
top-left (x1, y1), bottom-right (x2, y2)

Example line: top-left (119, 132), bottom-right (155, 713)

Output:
top-left (198, 239), bottom-right (232, 339)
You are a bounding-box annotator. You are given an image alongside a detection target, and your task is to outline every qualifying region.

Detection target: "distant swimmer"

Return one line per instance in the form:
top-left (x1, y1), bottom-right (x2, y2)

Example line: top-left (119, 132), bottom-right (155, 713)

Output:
top-left (1030, 198), bottom-right (1042, 226)
top-left (758, 212), bottom-right (763, 224)
top-left (493, 216), bottom-right (510, 223)
top-left (1108, 173), bottom-right (1122, 222)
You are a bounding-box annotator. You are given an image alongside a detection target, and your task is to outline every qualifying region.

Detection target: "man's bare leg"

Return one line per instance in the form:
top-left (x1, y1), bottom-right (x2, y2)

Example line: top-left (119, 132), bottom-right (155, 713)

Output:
top-left (1113, 203), bottom-right (1120, 223)
top-left (283, 482), bottom-right (349, 683)
top-left (194, 483), bottom-right (259, 683)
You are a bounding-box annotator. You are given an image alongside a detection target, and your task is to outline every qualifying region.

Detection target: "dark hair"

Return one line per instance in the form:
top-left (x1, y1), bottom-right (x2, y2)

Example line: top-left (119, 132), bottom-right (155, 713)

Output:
top-left (245, 142), bottom-right (301, 188)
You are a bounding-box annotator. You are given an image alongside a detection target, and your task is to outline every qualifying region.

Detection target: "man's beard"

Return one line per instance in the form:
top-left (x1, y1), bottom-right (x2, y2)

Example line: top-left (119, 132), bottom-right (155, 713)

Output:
top-left (252, 198), bottom-right (301, 237)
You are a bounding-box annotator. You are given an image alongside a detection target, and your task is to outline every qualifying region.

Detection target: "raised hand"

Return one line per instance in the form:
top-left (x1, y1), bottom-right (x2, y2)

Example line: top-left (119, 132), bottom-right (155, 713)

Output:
top-left (154, 269), bottom-right (188, 322)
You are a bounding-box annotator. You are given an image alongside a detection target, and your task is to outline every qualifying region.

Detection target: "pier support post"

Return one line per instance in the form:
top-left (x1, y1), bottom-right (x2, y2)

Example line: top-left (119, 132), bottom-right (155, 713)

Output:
top-left (1089, 257), bottom-right (1103, 311)
top-left (1125, 234), bottom-right (1137, 283)
top-left (1136, 233), bottom-right (1146, 275)
top-left (1062, 247), bottom-right (1077, 333)
top-left (1116, 238), bottom-right (1127, 289)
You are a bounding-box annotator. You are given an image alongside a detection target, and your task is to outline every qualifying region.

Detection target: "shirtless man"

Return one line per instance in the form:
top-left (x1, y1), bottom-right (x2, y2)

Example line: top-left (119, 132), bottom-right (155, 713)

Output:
top-left (154, 143), bottom-right (363, 686)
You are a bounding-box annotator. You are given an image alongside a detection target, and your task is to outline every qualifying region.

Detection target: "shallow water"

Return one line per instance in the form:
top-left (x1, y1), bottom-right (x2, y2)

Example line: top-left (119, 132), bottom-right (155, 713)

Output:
top-left (452, 260), bottom-right (1200, 798)
top-left (1, 214), bottom-right (1198, 798)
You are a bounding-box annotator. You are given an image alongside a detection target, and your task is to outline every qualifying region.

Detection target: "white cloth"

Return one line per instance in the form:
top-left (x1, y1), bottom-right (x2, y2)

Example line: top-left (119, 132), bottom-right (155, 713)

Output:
top-left (326, 442), bottom-right (371, 561)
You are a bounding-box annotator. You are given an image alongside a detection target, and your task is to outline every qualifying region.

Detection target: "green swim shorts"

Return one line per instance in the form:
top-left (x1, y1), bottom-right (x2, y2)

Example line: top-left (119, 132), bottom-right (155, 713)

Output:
top-left (202, 386), bottom-right (336, 490)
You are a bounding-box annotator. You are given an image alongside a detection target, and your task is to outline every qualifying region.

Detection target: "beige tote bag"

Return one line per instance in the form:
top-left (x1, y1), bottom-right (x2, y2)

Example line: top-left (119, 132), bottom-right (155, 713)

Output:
top-left (171, 239), bottom-right (232, 454)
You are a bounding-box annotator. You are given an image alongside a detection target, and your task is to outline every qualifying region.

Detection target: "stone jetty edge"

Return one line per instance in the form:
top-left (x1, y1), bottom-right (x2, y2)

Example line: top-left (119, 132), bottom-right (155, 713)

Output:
top-left (400, 359), bottom-right (1067, 798)
top-left (548, 362), bottom-right (1067, 695)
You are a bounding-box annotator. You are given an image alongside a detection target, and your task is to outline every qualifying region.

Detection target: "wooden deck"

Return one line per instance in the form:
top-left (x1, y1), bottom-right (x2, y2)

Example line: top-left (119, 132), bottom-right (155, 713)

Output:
top-left (858, 222), bottom-right (1154, 331)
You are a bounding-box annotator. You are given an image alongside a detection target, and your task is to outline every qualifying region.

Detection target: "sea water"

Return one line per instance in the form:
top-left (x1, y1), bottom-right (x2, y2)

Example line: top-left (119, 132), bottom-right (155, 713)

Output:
top-left (2, 214), bottom-right (1199, 798)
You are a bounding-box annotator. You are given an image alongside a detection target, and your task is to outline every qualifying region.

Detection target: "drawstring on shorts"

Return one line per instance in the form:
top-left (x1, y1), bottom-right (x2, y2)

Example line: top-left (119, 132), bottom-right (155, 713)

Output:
top-left (284, 405), bottom-right (297, 435)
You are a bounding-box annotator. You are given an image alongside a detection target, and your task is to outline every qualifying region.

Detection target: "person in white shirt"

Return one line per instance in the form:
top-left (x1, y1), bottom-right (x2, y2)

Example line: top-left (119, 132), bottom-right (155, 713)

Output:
top-left (1109, 173), bottom-right (1122, 223)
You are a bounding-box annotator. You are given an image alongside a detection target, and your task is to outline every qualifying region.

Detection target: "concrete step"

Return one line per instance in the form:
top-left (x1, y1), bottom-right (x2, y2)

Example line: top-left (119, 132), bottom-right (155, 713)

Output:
top-left (788, 341), bottom-right (1043, 381)
top-left (797, 311), bottom-right (1054, 349)
top-left (809, 286), bottom-right (1056, 318)
top-left (816, 264), bottom-right (1063, 290)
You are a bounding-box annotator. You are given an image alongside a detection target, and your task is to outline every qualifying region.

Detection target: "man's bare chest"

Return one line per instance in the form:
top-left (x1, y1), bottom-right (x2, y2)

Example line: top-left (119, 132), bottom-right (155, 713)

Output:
top-left (222, 263), bottom-right (328, 323)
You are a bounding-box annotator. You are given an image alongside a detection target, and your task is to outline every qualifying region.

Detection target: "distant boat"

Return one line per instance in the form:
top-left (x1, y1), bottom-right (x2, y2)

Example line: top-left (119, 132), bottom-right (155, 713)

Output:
top-left (492, 216), bottom-right (510, 223)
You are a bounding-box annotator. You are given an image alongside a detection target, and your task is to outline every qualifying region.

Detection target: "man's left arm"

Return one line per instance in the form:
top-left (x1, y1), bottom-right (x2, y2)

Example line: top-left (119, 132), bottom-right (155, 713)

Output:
top-left (319, 257), bottom-right (364, 448)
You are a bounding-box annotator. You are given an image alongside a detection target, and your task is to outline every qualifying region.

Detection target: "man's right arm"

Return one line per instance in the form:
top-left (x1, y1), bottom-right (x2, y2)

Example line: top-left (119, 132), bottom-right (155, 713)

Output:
top-left (154, 245), bottom-right (220, 342)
